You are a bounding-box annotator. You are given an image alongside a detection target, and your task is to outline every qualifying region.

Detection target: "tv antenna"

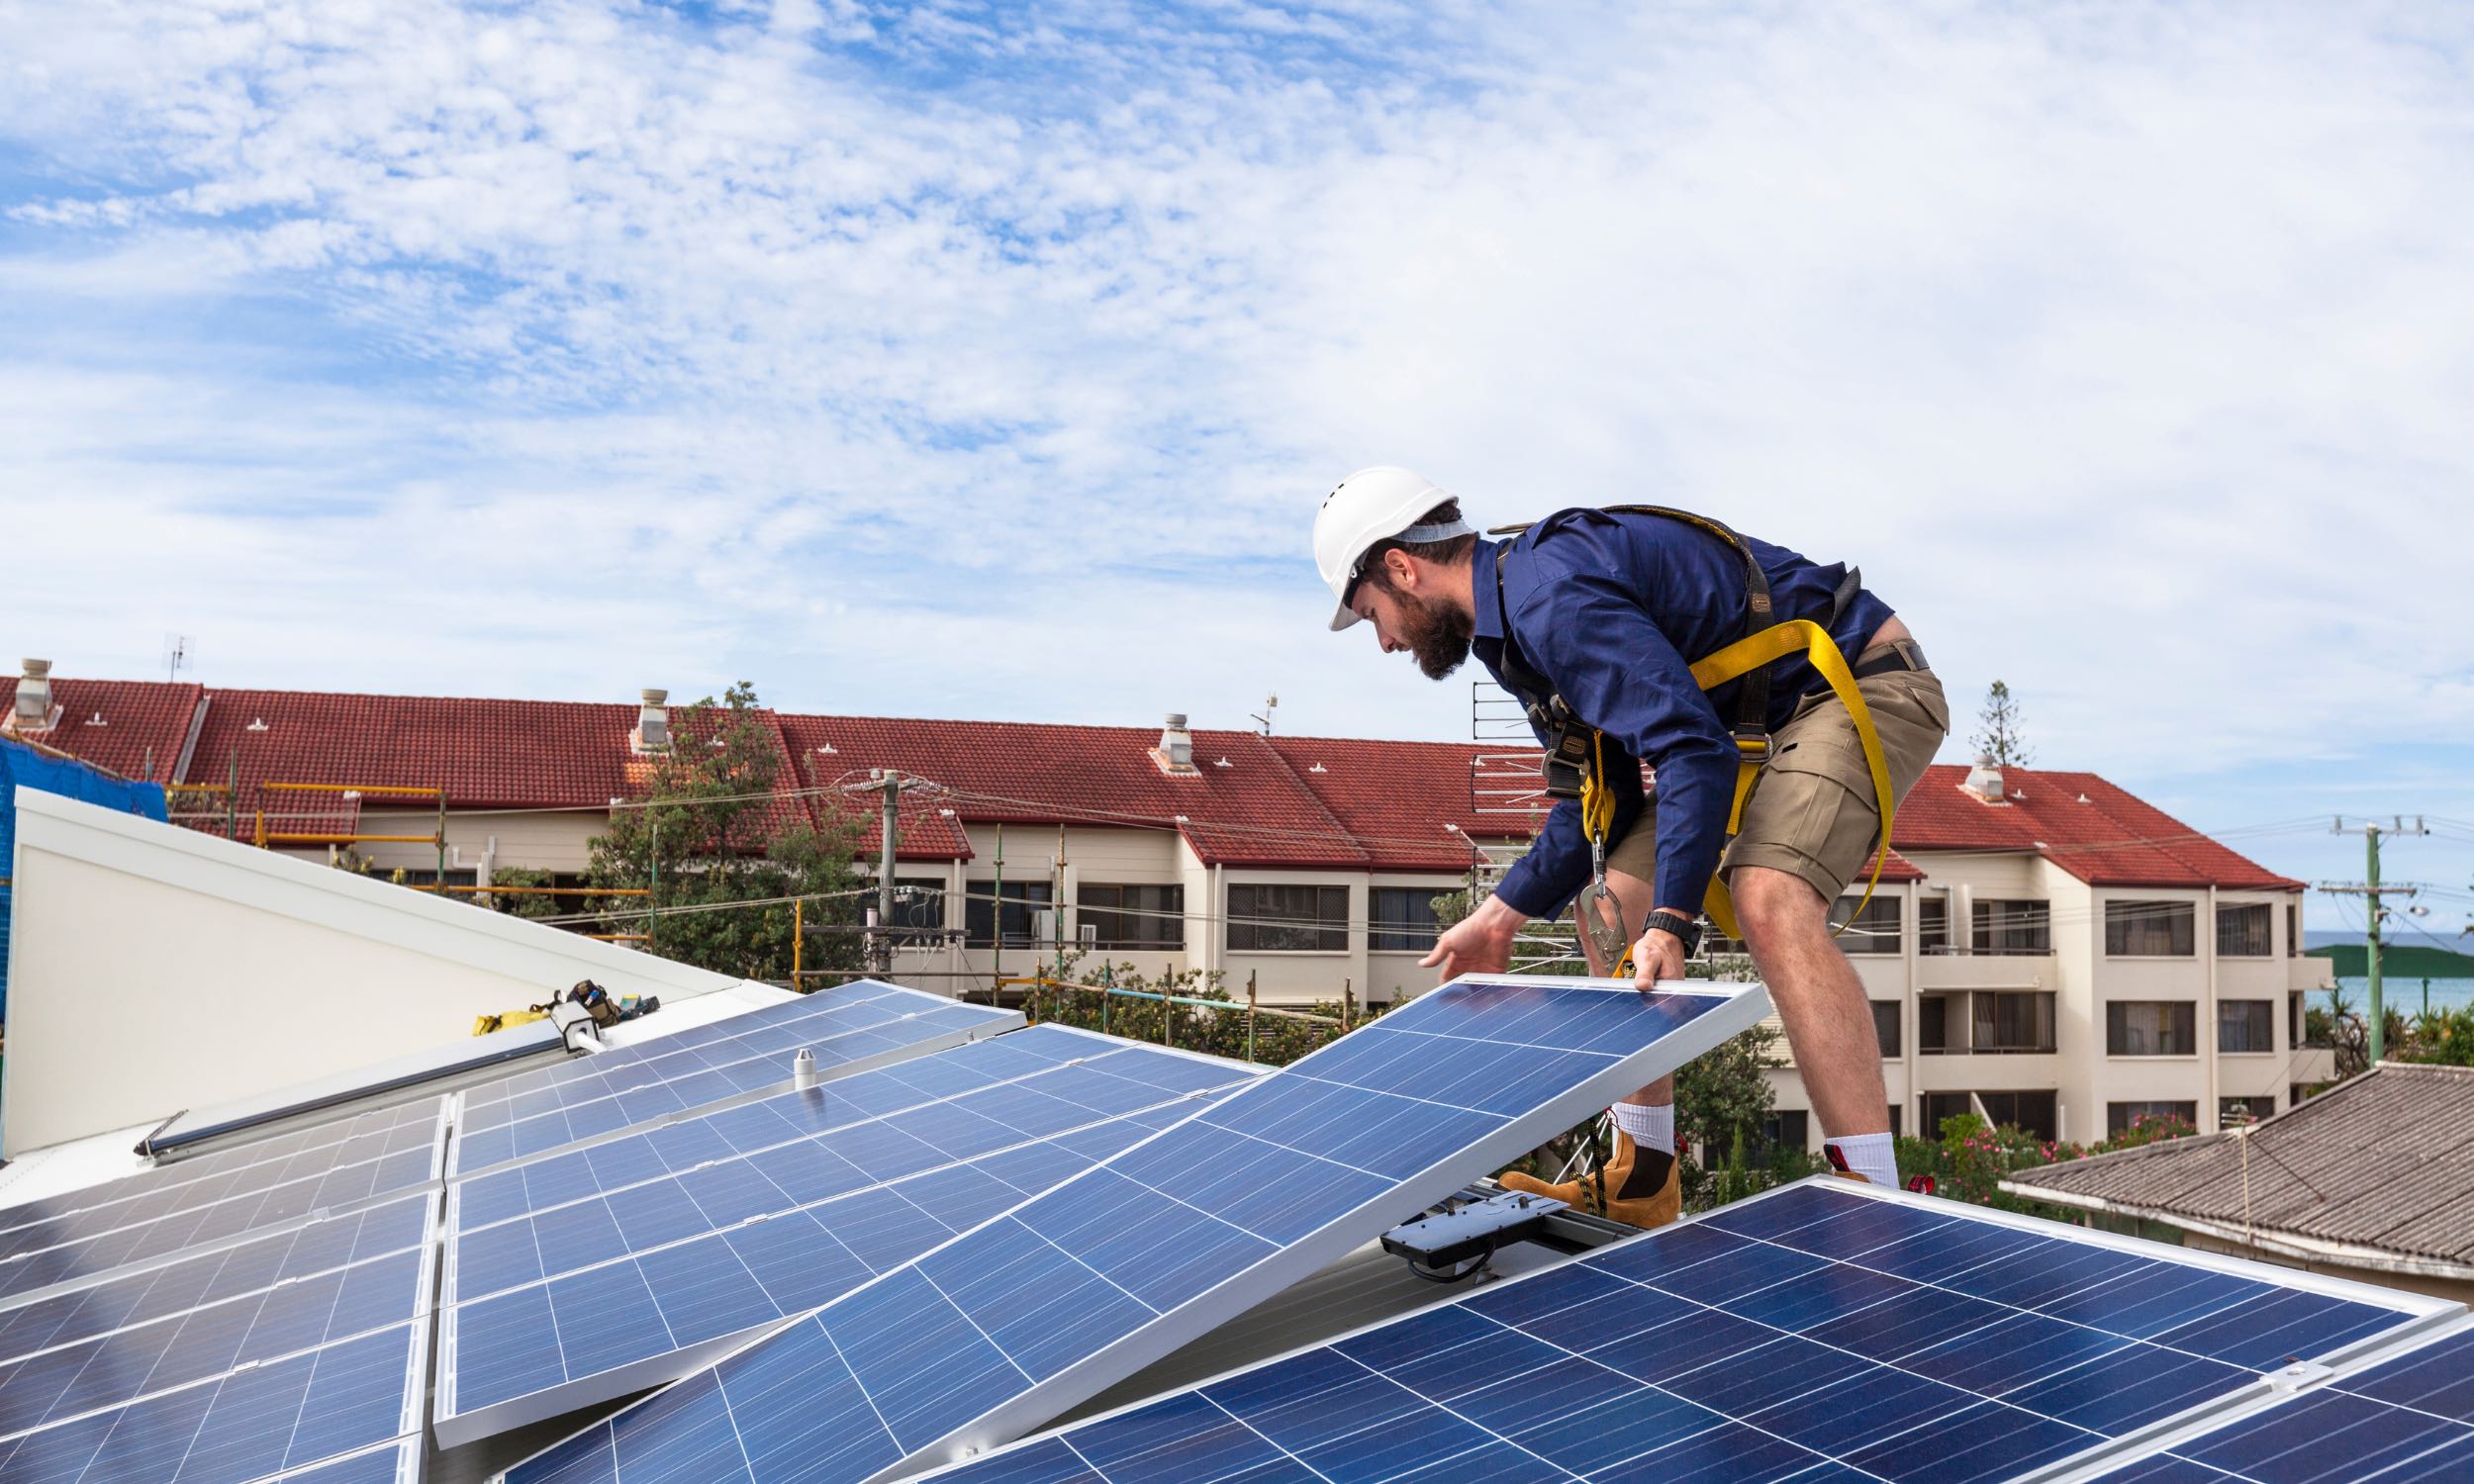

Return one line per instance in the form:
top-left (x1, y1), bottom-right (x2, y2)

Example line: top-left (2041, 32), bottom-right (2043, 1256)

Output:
top-left (163, 633), bottom-right (195, 683)
top-left (1251, 694), bottom-right (1279, 735)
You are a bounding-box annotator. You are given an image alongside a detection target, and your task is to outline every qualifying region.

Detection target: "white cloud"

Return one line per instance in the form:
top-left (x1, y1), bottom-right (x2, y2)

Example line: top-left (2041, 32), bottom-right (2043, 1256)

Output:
top-left (0, 0), bottom-right (2469, 810)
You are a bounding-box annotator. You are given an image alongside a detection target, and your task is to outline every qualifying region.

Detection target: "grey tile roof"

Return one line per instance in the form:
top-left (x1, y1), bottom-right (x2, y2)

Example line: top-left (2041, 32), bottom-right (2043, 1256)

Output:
top-left (2006, 1065), bottom-right (2474, 1269)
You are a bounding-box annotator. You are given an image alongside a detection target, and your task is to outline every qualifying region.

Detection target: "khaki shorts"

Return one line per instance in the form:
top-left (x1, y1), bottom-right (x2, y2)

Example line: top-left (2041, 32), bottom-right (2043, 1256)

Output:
top-left (1605, 641), bottom-right (1950, 907)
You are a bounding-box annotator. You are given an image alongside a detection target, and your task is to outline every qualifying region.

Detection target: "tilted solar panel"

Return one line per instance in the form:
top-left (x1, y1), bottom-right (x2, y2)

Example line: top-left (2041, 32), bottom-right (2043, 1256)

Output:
top-left (0, 1320), bottom-right (424, 1484)
top-left (0, 1196), bottom-right (428, 1364)
top-left (450, 987), bottom-right (1022, 1177)
top-left (923, 1179), bottom-right (2451, 1484)
top-left (2083, 1323), bottom-right (2474, 1484)
top-left (0, 1103), bottom-right (446, 1308)
top-left (436, 1037), bottom-right (1260, 1444)
top-left (447, 1023), bottom-right (1133, 1236)
top-left (496, 974), bottom-right (1769, 1484)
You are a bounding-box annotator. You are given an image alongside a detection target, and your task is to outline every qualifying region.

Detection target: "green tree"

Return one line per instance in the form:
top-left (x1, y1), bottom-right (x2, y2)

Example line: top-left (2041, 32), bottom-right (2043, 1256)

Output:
top-left (477, 865), bottom-right (565, 922)
top-left (1969, 679), bottom-right (2034, 767)
top-left (588, 682), bottom-right (863, 982)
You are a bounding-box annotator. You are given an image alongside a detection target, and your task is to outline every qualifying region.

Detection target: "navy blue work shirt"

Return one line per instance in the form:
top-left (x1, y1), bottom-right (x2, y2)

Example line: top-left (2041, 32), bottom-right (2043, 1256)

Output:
top-left (1473, 509), bottom-right (1894, 922)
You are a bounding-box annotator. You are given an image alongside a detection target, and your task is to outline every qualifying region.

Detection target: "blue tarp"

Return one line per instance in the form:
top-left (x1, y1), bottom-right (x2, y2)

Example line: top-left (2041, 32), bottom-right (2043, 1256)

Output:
top-left (0, 738), bottom-right (168, 1024)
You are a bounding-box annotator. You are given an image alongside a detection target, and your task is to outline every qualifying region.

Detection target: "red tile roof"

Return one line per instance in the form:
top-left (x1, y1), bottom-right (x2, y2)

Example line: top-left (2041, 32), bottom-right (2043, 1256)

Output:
top-left (0, 678), bottom-right (203, 785)
top-left (1891, 764), bottom-right (2300, 890)
top-left (0, 672), bottom-right (2295, 890)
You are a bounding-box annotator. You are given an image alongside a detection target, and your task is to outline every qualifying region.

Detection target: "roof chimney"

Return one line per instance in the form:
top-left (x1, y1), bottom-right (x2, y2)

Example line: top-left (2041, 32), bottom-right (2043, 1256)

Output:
top-left (633, 688), bottom-right (671, 753)
top-left (1962, 751), bottom-right (2006, 804)
top-left (1152, 712), bottom-right (1196, 776)
top-left (13, 658), bottom-right (55, 730)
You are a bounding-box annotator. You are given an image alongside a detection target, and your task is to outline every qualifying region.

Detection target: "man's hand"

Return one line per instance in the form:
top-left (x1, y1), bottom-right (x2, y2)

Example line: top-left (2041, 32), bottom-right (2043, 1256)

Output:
top-left (1421, 892), bottom-right (1526, 982)
top-left (1630, 923), bottom-right (1688, 993)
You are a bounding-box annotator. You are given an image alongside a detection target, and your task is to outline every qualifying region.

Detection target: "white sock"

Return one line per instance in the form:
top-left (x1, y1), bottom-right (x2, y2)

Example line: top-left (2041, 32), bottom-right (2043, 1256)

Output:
top-left (1825, 1132), bottom-right (1898, 1188)
top-left (1609, 1101), bottom-right (1674, 1155)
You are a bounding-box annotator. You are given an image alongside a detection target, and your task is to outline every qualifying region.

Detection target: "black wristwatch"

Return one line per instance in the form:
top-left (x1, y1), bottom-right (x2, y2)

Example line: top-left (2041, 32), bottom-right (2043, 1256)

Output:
top-left (1644, 909), bottom-right (1703, 957)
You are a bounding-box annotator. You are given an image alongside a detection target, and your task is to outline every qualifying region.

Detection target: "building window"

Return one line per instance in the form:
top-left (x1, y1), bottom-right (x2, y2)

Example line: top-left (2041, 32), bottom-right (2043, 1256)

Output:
top-left (2288, 991), bottom-right (2304, 1048)
top-left (1227, 883), bottom-right (1349, 952)
top-left (2107, 1001), bottom-right (2197, 1056)
top-left (2218, 1000), bottom-right (2273, 1054)
top-left (1832, 894), bottom-right (1901, 955)
top-left (1924, 1091), bottom-right (2056, 1141)
top-left (1919, 897), bottom-right (1950, 955)
top-left (1918, 994), bottom-right (1951, 1054)
top-left (1077, 883), bottom-right (1185, 951)
top-left (2290, 1082), bottom-right (2313, 1106)
top-left (965, 881), bottom-right (1053, 949)
top-left (1758, 1110), bottom-right (1810, 1156)
top-left (2107, 899), bottom-right (2196, 957)
top-left (2287, 902), bottom-right (2301, 958)
top-left (2219, 1096), bottom-right (2274, 1126)
top-left (1886, 1106), bottom-right (1902, 1138)
top-left (2216, 903), bottom-right (2272, 958)
top-left (1972, 899), bottom-right (2051, 955)
top-left (2108, 1100), bottom-right (2198, 1139)
top-left (1972, 992), bottom-right (2058, 1054)
top-left (1369, 887), bottom-right (1444, 952)
top-left (1870, 1000), bottom-right (1901, 1059)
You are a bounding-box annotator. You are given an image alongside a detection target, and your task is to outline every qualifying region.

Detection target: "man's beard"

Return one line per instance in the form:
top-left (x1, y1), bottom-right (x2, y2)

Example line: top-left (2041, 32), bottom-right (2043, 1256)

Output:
top-left (1395, 591), bottom-right (1475, 681)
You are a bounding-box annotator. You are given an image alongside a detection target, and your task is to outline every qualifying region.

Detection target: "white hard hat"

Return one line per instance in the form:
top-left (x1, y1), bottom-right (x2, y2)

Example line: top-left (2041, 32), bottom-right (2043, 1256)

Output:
top-left (1313, 466), bottom-right (1474, 631)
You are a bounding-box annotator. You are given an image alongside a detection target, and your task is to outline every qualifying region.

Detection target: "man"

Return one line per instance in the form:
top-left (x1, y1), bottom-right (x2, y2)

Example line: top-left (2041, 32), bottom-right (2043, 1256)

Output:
top-left (1313, 466), bottom-right (1948, 1228)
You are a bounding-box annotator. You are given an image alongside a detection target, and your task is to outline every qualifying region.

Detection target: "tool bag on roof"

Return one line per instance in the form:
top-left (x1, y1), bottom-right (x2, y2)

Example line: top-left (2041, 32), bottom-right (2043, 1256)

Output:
top-left (1485, 506), bottom-right (1896, 948)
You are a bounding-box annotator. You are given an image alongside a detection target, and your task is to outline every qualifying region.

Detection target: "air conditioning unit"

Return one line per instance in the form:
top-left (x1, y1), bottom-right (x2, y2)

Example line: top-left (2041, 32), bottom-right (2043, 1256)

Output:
top-left (1079, 923), bottom-right (1098, 947)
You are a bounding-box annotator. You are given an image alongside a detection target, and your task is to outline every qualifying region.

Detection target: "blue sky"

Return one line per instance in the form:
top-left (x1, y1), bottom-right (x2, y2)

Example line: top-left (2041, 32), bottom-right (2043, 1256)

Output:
top-left (3, 0), bottom-right (2471, 928)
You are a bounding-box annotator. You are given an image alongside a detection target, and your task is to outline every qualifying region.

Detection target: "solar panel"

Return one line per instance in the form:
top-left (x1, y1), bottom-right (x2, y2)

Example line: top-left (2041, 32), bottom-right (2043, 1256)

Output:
top-left (436, 1038), bottom-right (1259, 1444)
top-left (142, 1017), bottom-right (567, 1157)
top-left (0, 1320), bottom-right (424, 1484)
top-left (0, 1101), bottom-right (445, 1308)
top-left (447, 1023), bottom-right (1124, 1235)
top-left (497, 974), bottom-right (1768, 1484)
top-left (0, 1193), bottom-right (429, 1373)
top-left (449, 984), bottom-right (1021, 1176)
top-left (921, 1178), bottom-right (2450, 1484)
top-left (2084, 1323), bottom-right (2474, 1483)
top-left (0, 1098), bottom-right (444, 1243)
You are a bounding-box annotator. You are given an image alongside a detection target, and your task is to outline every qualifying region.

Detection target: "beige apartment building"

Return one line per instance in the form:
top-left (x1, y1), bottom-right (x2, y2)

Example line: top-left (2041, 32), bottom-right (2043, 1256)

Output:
top-left (4, 662), bottom-right (2331, 1149)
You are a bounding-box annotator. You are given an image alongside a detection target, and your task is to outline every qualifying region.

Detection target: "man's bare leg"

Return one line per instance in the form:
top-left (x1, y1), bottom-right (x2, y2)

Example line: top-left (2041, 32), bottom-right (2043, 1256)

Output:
top-left (1731, 865), bottom-right (1896, 1183)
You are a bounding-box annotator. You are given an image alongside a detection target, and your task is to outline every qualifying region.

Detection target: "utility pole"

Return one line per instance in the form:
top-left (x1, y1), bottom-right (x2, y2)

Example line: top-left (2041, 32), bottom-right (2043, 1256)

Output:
top-left (838, 769), bottom-right (924, 978)
top-left (2321, 815), bottom-right (2430, 1065)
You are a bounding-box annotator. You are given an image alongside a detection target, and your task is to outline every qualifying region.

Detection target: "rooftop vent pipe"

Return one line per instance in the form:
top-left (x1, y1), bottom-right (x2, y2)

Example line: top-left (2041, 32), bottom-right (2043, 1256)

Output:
top-left (1152, 712), bottom-right (1196, 776)
top-left (15, 658), bottom-right (53, 728)
top-left (634, 688), bottom-right (670, 753)
top-left (1962, 751), bottom-right (2006, 804)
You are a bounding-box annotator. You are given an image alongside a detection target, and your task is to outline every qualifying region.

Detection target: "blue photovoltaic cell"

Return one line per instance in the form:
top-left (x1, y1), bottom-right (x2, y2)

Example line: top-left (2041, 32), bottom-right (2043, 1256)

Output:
top-left (0, 1194), bottom-right (428, 1363)
top-left (505, 976), bottom-right (1757, 1484)
top-left (0, 1110), bottom-right (443, 1305)
top-left (440, 1043), bottom-right (1255, 1437)
top-left (451, 987), bottom-right (1019, 1174)
top-left (0, 1321), bottom-right (419, 1484)
top-left (0, 1245), bottom-right (425, 1438)
top-left (0, 1099), bottom-right (442, 1254)
top-left (928, 1180), bottom-right (2430, 1484)
top-left (448, 1023), bottom-right (1151, 1237)
top-left (2096, 1327), bottom-right (2474, 1484)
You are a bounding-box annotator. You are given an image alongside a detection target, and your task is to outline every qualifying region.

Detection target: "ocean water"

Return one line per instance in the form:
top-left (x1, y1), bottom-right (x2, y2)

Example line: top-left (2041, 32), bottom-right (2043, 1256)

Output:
top-left (2331, 975), bottom-right (2474, 1015)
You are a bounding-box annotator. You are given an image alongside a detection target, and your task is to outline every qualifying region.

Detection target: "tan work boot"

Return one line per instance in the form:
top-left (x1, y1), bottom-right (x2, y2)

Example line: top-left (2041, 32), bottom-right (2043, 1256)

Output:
top-left (1499, 1134), bottom-right (1681, 1231)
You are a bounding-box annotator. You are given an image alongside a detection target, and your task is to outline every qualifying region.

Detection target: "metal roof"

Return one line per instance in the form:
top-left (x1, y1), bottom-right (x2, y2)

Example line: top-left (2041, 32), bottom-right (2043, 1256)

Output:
top-left (2004, 1064), bottom-right (2474, 1276)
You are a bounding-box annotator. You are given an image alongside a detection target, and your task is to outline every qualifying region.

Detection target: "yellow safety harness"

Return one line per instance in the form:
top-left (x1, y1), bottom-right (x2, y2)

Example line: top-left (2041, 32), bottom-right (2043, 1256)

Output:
top-left (1487, 507), bottom-right (1897, 970)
